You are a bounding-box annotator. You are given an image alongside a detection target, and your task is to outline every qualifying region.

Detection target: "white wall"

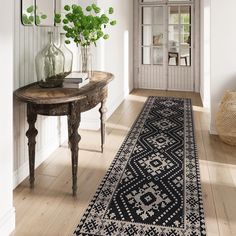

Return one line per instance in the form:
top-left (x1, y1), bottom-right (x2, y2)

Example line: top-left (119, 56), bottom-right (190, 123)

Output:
top-left (79, 0), bottom-right (134, 129)
top-left (97, 0), bottom-right (134, 107)
top-left (200, 0), bottom-right (211, 108)
top-left (210, 0), bottom-right (236, 133)
top-left (0, 0), bottom-right (15, 235)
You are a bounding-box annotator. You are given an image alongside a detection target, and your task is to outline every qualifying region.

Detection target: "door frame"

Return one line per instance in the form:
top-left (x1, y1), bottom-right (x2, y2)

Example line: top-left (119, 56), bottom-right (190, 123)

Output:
top-left (133, 0), bottom-right (200, 92)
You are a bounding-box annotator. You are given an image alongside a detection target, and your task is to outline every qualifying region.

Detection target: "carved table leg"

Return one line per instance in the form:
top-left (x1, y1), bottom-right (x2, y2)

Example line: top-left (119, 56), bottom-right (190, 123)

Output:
top-left (26, 104), bottom-right (38, 188)
top-left (68, 101), bottom-right (81, 196)
top-left (99, 98), bottom-right (107, 153)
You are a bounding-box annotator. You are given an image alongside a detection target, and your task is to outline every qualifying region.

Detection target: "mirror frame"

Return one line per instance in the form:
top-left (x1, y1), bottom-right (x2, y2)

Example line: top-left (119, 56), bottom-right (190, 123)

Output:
top-left (21, 0), bottom-right (36, 26)
top-left (21, 0), bottom-right (57, 27)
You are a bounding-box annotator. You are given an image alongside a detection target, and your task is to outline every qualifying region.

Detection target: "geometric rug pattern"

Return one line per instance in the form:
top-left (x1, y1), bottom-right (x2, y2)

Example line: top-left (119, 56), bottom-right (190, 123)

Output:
top-left (73, 97), bottom-right (206, 236)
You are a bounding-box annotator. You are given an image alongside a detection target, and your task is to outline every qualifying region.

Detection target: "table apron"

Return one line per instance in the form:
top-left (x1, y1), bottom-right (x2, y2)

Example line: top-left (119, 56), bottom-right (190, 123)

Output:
top-left (29, 86), bottom-right (108, 116)
top-left (32, 103), bottom-right (70, 116)
top-left (80, 86), bottom-right (108, 113)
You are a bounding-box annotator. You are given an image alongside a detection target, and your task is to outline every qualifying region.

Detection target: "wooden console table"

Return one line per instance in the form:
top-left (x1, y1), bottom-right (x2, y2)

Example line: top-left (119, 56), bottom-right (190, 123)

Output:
top-left (14, 71), bottom-right (114, 196)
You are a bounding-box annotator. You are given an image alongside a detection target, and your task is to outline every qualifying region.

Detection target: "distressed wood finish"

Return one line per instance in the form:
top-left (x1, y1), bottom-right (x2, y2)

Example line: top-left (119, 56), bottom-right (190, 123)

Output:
top-left (26, 104), bottom-right (38, 188)
top-left (68, 101), bottom-right (81, 196)
top-left (99, 98), bottom-right (107, 153)
top-left (14, 71), bottom-right (114, 195)
top-left (81, 87), bottom-right (108, 113)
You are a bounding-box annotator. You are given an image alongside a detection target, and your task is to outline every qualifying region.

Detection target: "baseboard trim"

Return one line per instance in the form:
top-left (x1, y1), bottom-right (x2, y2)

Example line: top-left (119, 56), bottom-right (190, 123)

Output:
top-left (210, 123), bottom-right (218, 135)
top-left (0, 208), bottom-right (15, 236)
top-left (135, 87), bottom-right (198, 93)
top-left (106, 93), bottom-right (124, 119)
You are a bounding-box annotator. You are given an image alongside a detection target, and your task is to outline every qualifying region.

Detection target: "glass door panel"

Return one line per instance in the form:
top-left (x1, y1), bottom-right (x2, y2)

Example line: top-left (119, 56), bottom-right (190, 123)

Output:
top-left (142, 47), bottom-right (151, 65)
top-left (142, 26), bottom-right (152, 46)
top-left (180, 46), bottom-right (191, 66)
top-left (141, 4), bottom-right (192, 67)
top-left (153, 25), bottom-right (164, 45)
top-left (142, 7), bottom-right (152, 24)
top-left (180, 6), bottom-right (191, 24)
top-left (169, 6), bottom-right (179, 24)
top-left (168, 5), bottom-right (192, 66)
top-left (142, 0), bottom-right (164, 2)
top-left (153, 7), bottom-right (164, 24)
top-left (153, 47), bottom-right (163, 65)
top-left (181, 25), bottom-right (191, 44)
top-left (141, 6), bottom-right (164, 65)
top-left (168, 25), bottom-right (180, 45)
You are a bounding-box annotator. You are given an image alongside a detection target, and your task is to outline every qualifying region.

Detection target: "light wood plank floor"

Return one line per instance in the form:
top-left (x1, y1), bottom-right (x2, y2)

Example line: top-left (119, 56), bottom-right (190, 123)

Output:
top-left (12, 89), bottom-right (236, 236)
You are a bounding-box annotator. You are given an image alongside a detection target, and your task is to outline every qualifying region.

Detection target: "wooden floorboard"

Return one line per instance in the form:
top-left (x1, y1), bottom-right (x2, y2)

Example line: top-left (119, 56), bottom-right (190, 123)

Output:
top-left (12, 89), bottom-right (236, 236)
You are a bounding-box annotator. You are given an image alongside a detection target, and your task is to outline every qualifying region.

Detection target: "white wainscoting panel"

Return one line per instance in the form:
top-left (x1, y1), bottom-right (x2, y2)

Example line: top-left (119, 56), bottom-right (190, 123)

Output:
top-left (168, 66), bottom-right (193, 91)
top-left (138, 65), bottom-right (193, 91)
top-left (139, 65), bottom-right (166, 90)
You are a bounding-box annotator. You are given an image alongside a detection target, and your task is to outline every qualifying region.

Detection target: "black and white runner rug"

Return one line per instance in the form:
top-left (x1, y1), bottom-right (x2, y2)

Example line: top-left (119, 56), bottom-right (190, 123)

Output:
top-left (74, 97), bottom-right (206, 236)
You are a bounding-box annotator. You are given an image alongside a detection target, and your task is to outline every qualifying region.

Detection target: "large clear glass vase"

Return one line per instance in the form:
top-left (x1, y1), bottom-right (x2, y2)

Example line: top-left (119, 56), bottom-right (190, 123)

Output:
top-left (58, 33), bottom-right (73, 76)
top-left (35, 31), bottom-right (65, 88)
top-left (79, 46), bottom-right (93, 78)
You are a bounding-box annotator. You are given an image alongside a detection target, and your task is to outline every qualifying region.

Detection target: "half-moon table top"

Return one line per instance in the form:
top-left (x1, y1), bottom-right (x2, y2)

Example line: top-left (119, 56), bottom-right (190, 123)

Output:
top-left (14, 71), bottom-right (114, 105)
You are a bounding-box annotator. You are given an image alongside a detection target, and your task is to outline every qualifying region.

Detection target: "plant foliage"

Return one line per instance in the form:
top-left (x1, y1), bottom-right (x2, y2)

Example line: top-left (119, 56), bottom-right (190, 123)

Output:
top-left (56, 4), bottom-right (117, 47)
top-left (22, 5), bottom-right (47, 25)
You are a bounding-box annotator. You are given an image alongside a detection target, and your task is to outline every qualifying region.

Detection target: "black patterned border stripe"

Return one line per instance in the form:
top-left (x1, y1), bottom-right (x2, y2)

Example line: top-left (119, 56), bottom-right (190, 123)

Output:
top-left (187, 98), bottom-right (206, 235)
top-left (74, 97), bottom-right (206, 236)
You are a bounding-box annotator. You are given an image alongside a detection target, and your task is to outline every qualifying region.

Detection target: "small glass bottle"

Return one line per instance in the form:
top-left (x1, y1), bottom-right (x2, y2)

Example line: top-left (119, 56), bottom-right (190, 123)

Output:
top-left (79, 46), bottom-right (93, 78)
top-left (58, 33), bottom-right (73, 76)
top-left (35, 31), bottom-right (65, 88)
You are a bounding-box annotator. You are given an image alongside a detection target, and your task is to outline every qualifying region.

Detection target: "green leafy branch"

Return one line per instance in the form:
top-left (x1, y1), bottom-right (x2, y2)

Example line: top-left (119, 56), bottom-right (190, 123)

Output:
top-left (22, 5), bottom-right (47, 25)
top-left (55, 4), bottom-right (117, 47)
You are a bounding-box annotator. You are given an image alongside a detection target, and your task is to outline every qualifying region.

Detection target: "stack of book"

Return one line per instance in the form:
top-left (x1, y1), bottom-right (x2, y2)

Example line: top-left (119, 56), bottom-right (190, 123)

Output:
top-left (63, 72), bottom-right (89, 88)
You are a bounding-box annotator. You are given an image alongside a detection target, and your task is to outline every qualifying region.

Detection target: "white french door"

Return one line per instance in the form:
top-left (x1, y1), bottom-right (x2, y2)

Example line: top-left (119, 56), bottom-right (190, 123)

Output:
top-left (136, 0), bottom-right (197, 91)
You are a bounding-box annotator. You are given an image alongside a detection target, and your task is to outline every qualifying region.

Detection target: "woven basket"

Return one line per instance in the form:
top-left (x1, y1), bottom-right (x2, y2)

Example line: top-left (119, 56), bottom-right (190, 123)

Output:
top-left (216, 91), bottom-right (236, 146)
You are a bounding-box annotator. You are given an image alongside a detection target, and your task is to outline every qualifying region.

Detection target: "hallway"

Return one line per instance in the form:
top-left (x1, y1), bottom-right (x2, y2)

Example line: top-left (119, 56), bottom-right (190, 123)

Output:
top-left (12, 90), bottom-right (236, 236)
